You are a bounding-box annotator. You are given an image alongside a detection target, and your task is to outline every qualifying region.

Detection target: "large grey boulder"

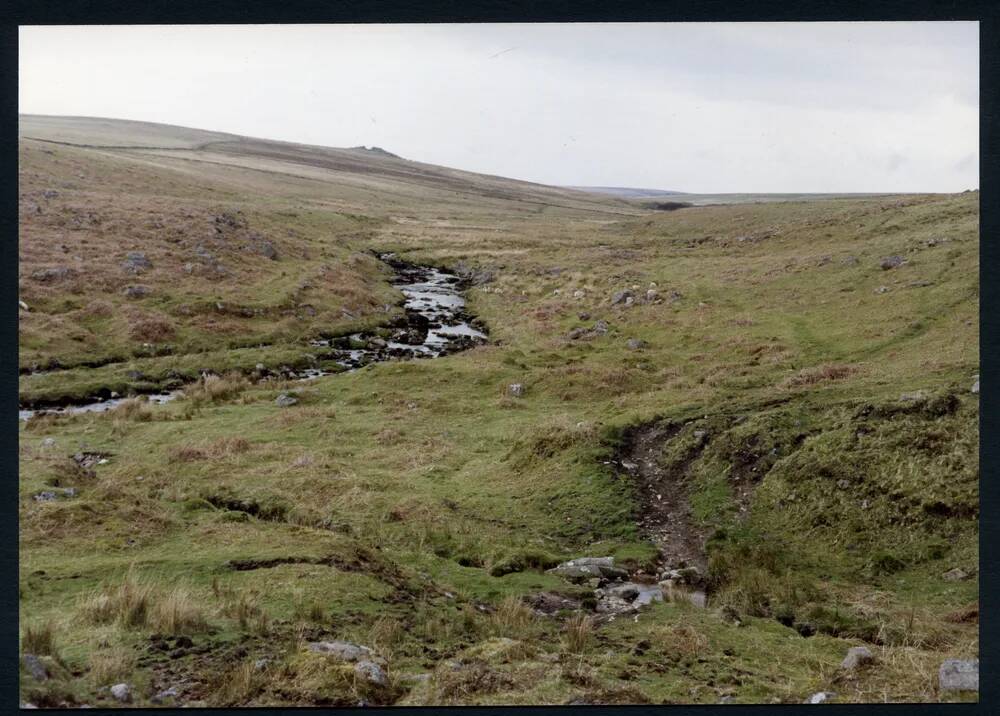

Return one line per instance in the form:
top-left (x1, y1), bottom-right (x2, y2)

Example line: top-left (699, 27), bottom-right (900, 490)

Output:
top-left (275, 393), bottom-right (298, 407)
top-left (110, 683), bottom-right (132, 703)
top-left (939, 659), bottom-right (978, 692)
top-left (307, 640), bottom-right (373, 662)
top-left (354, 660), bottom-right (388, 687)
top-left (840, 646), bottom-right (874, 670)
top-left (547, 556), bottom-right (627, 582)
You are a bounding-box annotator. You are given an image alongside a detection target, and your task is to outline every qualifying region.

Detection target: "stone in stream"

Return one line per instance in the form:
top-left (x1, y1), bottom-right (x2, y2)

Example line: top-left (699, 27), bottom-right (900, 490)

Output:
top-left (939, 659), bottom-right (978, 692)
top-left (547, 556), bottom-right (627, 582)
top-left (839, 646), bottom-right (874, 671)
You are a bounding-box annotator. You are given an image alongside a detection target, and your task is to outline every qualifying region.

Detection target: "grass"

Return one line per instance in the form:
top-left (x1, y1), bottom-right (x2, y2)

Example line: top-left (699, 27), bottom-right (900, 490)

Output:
top-left (18, 116), bottom-right (978, 706)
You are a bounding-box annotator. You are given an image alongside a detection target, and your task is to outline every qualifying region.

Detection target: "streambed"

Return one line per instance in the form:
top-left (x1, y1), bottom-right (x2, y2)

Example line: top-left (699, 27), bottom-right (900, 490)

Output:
top-left (18, 254), bottom-right (487, 421)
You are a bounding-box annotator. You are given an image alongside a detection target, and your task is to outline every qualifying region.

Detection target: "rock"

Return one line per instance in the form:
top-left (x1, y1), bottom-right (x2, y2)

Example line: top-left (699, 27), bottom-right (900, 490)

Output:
top-left (110, 683), bottom-right (132, 703)
top-left (805, 692), bottom-right (836, 704)
top-left (307, 640), bottom-right (373, 662)
top-left (507, 383), bottom-right (525, 398)
top-left (42, 189), bottom-right (59, 199)
top-left (354, 660), bottom-right (389, 687)
top-left (626, 338), bottom-right (648, 350)
top-left (578, 312), bottom-right (591, 321)
top-left (547, 556), bottom-right (627, 582)
top-left (121, 252), bottom-right (153, 275)
top-left (122, 284), bottom-right (151, 299)
top-left (836, 479), bottom-right (850, 489)
top-left (874, 286), bottom-right (889, 294)
top-left (971, 375), bottom-right (979, 394)
top-left (31, 266), bottom-right (75, 283)
top-left (624, 296), bottom-right (635, 307)
top-left (19, 300), bottom-right (29, 311)
top-left (573, 290), bottom-right (585, 299)
top-left (593, 320), bottom-right (609, 335)
top-left (840, 646), bottom-right (874, 670)
top-left (942, 568), bottom-right (969, 582)
top-left (33, 491), bottom-right (58, 502)
top-left (275, 393), bottom-right (298, 407)
top-left (880, 255), bottom-right (905, 270)
top-left (151, 687), bottom-right (180, 704)
top-left (22, 654), bottom-right (48, 681)
top-left (254, 658), bottom-right (271, 671)
top-left (568, 327), bottom-right (589, 340)
top-left (939, 659), bottom-right (978, 692)
top-left (645, 289), bottom-right (658, 302)
top-left (247, 235), bottom-right (278, 260)
top-left (41, 438), bottom-right (56, 448)
top-left (611, 290), bottom-right (632, 305)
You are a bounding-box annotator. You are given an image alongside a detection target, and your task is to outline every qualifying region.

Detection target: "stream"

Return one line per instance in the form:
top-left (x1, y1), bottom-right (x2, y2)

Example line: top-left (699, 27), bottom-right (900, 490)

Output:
top-left (18, 253), bottom-right (488, 421)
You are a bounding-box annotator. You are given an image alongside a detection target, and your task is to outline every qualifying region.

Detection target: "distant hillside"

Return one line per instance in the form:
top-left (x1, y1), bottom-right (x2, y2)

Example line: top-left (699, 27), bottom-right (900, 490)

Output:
top-left (566, 185), bottom-right (687, 199)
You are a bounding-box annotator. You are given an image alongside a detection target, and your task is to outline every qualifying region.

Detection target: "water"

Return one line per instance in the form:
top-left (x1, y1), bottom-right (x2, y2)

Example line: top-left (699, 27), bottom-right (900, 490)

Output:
top-left (19, 255), bottom-right (487, 421)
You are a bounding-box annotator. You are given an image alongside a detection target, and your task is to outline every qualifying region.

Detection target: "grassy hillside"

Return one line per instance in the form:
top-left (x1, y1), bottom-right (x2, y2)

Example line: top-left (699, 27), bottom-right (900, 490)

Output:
top-left (19, 117), bottom-right (979, 707)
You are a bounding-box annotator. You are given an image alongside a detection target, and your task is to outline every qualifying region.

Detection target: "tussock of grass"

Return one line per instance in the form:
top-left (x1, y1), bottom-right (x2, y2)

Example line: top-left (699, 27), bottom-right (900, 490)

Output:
top-left (562, 613), bottom-right (594, 654)
top-left (21, 619), bottom-right (58, 656)
top-left (87, 646), bottom-right (136, 686)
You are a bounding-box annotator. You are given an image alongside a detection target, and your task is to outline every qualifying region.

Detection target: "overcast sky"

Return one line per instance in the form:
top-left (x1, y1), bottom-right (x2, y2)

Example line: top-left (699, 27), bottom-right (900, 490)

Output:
top-left (19, 22), bottom-right (978, 193)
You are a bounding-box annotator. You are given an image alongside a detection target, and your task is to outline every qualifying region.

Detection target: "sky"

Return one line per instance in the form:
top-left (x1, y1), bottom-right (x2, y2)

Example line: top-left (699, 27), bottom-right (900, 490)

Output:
top-left (19, 22), bottom-right (979, 193)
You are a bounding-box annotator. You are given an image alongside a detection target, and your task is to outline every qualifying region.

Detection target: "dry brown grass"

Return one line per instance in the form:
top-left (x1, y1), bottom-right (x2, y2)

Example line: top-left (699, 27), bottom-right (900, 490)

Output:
top-left (489, 595), bottom-right (536, 639)
top-left (562, 613), bottom-right (594, 654)
top-left (88, 646), bottom-right (136, 686)
top-left (110, 397), bottom-right (152, 421)
top-left (185, 372), bottom-right (250, 404)
top-left (782, 363), bottom-right (858, 388)
top-left (21, 619), bottom-right (58, 656)
top-left (128, 315), bottom-right (176, 342)
top-left (150, 587), bottom-right (209, 635)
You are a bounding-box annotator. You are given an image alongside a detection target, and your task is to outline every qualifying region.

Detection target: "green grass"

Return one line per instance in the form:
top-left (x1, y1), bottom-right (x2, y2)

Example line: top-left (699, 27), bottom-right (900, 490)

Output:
top-left (18, 118), bottom-right (978, 706)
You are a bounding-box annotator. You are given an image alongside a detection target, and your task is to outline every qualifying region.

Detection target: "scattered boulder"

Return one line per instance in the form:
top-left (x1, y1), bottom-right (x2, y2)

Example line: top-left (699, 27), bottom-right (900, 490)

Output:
top-left (942, 568), bottom-right (969, 582)
top-left (840, 646), bottom-right (874, 671)
top-left (626, 338), bottom-right (648, 350)
top-left (547, 556), bottom-right (627, 582)
top-left (121, 252), bottom-right (153, 275)
top-left (22, 654), bottom-right (48, 681)
top-left (880, 255), bottom-right (906, 270)
top-left (275, 393), bottom-right (298, 407)
top-left (31, 266), bottom-right (75, 283)
top-left (568, 327), bottom-right (589, 340)
top-left (593, 320), bottom-right (609, 335)
top-left (354, 660), bottom-right (389, 687)
top-left (573, 290), bottom-right (585, 299)
top-left (939, 659), bottom-right (978, 692)
top-left (507, 383), bottom-right (525, 398)
top-left (110, 683), bottom-right (132, 703)
top-left (971, 375), bottom-right (979, 394)
top-left (805, 692), bottom-right (836, 704)
top-left (42, 189), bottom-right (60, 199)
top-left (624, 296), bottom-right (635, 307)
top-left (19, 300), bottom-right (29, 311)
top-left (247, 234), bottom-right (278, 260)
top-left (611, 290), bottom-right (632, 305)
top-left (874, 286), bottom-right (889, 294)
top-left (307, 640), bottom-right (373, 662)
top-left (122, 284), bottom-right (151, 299)
top-left (151, 687), bottom-right (180, 705)
top-left (645, 289), bottom-right (658, 302)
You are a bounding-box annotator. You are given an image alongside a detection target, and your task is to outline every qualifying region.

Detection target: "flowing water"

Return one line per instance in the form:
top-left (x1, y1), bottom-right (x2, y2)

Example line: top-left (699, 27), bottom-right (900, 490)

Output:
top-left (19, 254), bottom-right (487, 421)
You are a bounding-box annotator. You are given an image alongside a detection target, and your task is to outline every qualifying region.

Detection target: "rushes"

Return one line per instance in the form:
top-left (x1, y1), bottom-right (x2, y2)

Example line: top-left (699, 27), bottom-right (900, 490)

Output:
top-left (21, 619), bottom-right (58, 656)
top-left (562, 613), bottom-right (594, 654)
top-left (489, 595), bottom-right (536, 639)
top-left (79, 568), bottom-right (208, 633)
top-left (88, 646), bottom-right (136, 686)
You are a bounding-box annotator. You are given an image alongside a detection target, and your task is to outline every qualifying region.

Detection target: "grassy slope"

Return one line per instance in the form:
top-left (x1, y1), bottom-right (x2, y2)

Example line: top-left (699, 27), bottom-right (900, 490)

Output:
top-left (19, 117), bottom-right (978, 707)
